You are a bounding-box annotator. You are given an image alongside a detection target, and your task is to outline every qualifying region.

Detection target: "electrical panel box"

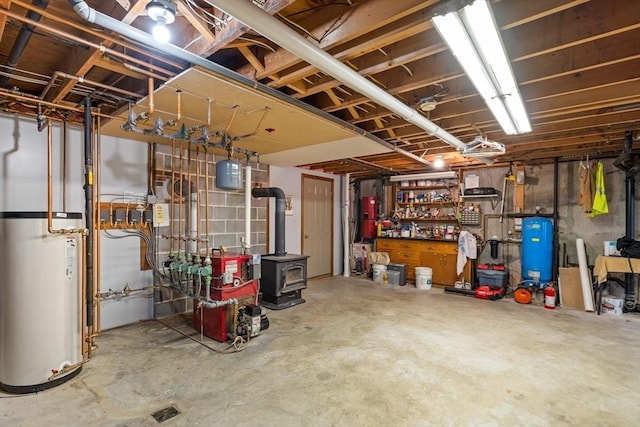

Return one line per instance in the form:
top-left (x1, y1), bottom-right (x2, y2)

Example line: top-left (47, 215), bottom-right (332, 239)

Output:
top-left (143, 210), bottom-right (153, 224)
top-left (128, 210), bottom-right (143, 224)
top-left (99, 209), bottom-right (110, 224)
top-left (113, 210), bottom-right (126, 224)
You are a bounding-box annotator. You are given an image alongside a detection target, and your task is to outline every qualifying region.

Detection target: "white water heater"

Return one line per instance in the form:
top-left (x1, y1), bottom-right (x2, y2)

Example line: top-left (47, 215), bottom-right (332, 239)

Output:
top-left (0, 212), bottom-right (84, 393)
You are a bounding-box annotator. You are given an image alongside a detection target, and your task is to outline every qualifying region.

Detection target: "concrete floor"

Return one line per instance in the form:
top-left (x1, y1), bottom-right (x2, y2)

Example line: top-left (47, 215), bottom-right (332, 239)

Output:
top-left (2, 276), bottom-right (640, 426)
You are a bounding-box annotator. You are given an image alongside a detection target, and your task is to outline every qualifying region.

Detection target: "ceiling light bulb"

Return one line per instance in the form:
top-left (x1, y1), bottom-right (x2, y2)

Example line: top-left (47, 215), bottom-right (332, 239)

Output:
top-left (152, 19), bottom-right (171, 43)
top-left (433, 156), bottom-right (445, 168)
top-left (147, 0), bottom-right (176, 42)
top-left (147, 0), bottom-right (176, 24)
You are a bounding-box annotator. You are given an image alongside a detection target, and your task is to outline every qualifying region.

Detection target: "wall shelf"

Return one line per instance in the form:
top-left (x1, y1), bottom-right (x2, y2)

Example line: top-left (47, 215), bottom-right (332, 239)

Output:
top-left (397, 201), bottom-right (456, 206)
top-left (461, 194), bottom-right (498, 199)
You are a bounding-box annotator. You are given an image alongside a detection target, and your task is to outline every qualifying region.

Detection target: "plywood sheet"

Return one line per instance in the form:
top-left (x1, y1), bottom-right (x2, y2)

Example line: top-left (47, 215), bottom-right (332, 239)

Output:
top-left (559, 267), bottom-right (586, 310)
top-left (100, 67), bottom-right (391, 165)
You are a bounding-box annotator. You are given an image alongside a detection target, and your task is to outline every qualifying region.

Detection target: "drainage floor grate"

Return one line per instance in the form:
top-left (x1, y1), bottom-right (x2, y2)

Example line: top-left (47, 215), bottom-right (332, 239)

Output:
top-left (151, 405), bottom-right (180, 423)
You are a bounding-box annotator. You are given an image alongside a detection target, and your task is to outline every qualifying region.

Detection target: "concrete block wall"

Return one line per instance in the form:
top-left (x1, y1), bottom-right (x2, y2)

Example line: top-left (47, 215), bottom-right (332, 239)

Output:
top-left (152, 144), bottom-right (268, 318)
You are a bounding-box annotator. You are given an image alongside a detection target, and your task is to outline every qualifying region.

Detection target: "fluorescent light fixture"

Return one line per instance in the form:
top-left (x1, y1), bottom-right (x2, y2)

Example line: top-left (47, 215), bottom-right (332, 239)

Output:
top-left (147, 0), bottom-right (176, 43)
top-left (389, 171), bottom-right (457, 182)
top-left (432, 0), bottom-right (531, 135)
top-left (461, 134), bottom-right (505, 157)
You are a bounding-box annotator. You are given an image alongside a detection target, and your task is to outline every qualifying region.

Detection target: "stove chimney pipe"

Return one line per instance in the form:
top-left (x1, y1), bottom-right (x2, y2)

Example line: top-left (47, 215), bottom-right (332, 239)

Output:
top-left (252, 187), bottom-right (286, 256)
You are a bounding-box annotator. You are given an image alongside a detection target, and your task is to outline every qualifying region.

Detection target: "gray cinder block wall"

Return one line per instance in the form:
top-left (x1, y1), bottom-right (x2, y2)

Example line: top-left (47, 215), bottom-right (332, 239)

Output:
top-left (152, 144), bottom-right (269, 318)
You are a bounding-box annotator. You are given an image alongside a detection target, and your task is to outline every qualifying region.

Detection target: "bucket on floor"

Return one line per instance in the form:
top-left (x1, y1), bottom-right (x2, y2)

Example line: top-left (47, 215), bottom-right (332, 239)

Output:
top-left (415, 267), bottom-right (432, 290)
top-left (372, 264), bottom-right (387, 283)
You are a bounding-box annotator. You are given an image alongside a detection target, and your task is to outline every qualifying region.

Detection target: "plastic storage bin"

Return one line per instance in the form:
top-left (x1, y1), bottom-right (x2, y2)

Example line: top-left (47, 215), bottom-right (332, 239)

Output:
top-left (477, 269), bottom-right (508, 289)
top-left (387, 263), bottom-right (407, 286)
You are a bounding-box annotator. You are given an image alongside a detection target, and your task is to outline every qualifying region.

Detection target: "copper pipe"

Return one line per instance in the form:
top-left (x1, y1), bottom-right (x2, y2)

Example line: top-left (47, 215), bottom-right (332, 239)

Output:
top-left (195, 145), bottom-right (201, 255)
top-left (11, 0), bottom-right (183, 72)
top-left (0, 8), bottom-right (174, 79)
top-left (0, 88), bottom-right (123, 120)
top-left (148, 78), bottom-right (154, 115)
top-left (81, 232), bottom-right (87, 356)
top-left (94, 114), bottom-right (102, 337)
top-left (122, 62), bottom-right (169, 81)
top-left (179, 145), bottom-right (184, 252)
top-left (170, 138), bottom-right (176, 252)
top-left (62, 120), bottom-right (67, 212)
top-left (176, 90), bottom-right (182, 121)
top-left (47, 120), bottom-right (83, 234)
top-left (40, 71), bottom-right (143, 101)
top-left (187, 142), bottom-right (193, 254)
top-left (204, 147), bottom-right (210, 254)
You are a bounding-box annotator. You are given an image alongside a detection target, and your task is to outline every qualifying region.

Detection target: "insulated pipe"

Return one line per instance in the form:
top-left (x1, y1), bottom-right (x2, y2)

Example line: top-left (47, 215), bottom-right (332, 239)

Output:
top-left (244, 165), bottom-right (252, 254)
top-left (343, 173), bottom-right (351, 277)
top-left (0, 0), bottom-right (49, 88)
top-left (66, 0), bottom-right (441, 168)
top-left (251, 187), bottom-right (286, 256)
top-left (83, 96), bottom-right (94, 328)
top-left (206, 0), bottom-right (467, 152)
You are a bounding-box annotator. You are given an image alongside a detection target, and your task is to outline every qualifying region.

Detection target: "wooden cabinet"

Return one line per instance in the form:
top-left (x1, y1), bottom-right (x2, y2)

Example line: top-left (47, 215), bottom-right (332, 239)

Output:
top-left (376, 237), bottom-right (471, 286)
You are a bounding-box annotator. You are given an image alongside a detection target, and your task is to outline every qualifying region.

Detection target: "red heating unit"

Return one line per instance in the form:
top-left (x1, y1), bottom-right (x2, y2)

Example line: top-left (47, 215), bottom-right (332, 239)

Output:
top-left (193, 252), bottom-right (259, 342)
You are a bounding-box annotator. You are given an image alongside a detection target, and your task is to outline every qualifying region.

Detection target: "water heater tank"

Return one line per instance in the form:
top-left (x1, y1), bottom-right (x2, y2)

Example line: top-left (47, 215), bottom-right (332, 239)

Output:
top-left (521, 216), bottom-right (553, 285)
top-left (216, 159), bottom-right (243, 190)
top-left (0, 212), bottom-right (84, 393)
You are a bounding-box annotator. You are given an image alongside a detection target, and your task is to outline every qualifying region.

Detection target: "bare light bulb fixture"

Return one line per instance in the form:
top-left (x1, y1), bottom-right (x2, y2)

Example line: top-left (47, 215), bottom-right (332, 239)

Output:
top-left (147, 0), bottom-right (176, 43)
top-left (433, 155), bottom-right (445, 169)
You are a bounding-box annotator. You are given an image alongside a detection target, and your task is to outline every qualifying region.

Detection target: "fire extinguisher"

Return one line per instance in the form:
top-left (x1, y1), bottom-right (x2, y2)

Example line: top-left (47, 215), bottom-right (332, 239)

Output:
top-left (544, 285), bottom-right (556, 310)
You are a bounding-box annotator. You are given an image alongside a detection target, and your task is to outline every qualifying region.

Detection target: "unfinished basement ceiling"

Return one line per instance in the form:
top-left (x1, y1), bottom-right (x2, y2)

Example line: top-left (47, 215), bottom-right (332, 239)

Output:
top-left (0, 0), bottom-right (639, 177)
top-left (100, 66), bottom-right (392, 165)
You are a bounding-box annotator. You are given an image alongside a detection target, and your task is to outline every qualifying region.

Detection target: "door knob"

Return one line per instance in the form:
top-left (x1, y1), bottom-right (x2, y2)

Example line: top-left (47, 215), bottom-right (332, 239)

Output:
top-left (304, 234), bottom-right (309, 238)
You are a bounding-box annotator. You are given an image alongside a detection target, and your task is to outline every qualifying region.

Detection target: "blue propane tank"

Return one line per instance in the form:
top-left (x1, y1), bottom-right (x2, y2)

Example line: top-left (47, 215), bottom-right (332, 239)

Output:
top-left (521, 217), bottom-right (553, 286)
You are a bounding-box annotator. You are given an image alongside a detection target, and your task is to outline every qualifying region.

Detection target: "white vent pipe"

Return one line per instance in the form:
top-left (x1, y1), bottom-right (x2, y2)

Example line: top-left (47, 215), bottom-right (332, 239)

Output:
top-left (244, 164), bottom-right (251, 253)
top-left (67, 0), bottom-right (439, 168)
top-left (205, 0), bottom-right (467, 152)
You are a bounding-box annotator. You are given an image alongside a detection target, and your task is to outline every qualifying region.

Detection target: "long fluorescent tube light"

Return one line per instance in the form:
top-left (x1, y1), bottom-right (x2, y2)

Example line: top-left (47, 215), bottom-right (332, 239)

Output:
top-left (389, 171), bottom-right (457, 182)
top-left (432, 0), bottom-right (531, 135)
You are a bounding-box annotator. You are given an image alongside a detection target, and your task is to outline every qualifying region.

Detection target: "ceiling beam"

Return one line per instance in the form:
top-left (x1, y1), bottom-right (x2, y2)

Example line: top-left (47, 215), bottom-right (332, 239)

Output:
top-left (183, 0), bottom-right (295, 56)
top-left (236, 0), bottom-right (434, 80)
top-left (502, 0), bottom-right (640, 61)
top-left (0, 1), bottom-right (10, 42)
top-left (44, 0), bottom-right (150, 103)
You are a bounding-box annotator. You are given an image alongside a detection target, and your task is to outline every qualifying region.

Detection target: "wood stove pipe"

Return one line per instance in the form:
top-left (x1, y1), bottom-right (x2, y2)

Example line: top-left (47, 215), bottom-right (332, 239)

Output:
top-left (252, 187), bottom-right (286, 256)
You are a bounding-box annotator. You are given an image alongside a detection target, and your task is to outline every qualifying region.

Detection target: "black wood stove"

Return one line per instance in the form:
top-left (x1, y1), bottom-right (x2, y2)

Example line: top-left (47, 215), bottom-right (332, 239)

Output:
top-left (252, 187), bottom-right (308, 310)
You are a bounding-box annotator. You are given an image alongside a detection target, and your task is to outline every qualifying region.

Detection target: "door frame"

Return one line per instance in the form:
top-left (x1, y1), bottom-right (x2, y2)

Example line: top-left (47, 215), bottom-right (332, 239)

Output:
top-left (301, 173), bottom-right (335, 277)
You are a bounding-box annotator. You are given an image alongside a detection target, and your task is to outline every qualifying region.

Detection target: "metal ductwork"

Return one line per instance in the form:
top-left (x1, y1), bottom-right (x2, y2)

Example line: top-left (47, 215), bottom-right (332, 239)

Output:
top-left (251, 187), bottom-right (286, 256)
top-left (67, 0), bottom-right (441, 169)
top-left (0, 0), bottom-right (50, 88)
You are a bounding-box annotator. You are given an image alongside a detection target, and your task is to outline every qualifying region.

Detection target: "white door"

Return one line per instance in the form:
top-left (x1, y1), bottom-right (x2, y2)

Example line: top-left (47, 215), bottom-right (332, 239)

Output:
top-left (302, 175), bottom-right (333, 278)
